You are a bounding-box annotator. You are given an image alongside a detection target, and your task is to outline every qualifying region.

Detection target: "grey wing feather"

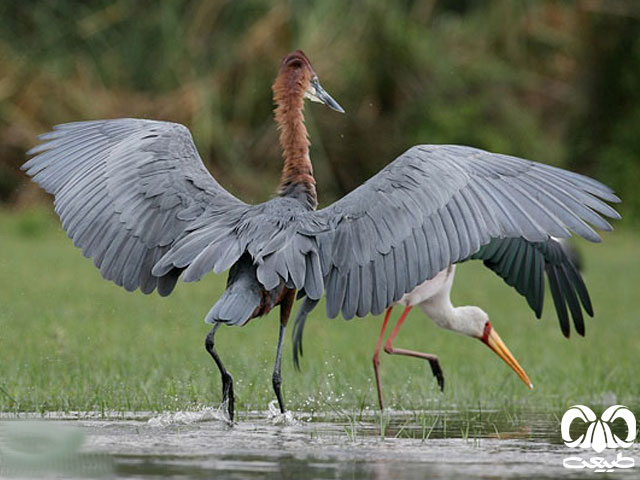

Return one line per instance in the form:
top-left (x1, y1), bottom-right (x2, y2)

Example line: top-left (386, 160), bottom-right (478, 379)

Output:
top-left (153, 194), bottom-right (324, 305)
top-left (301, 145), bottom-right (619, 320)
top-left (24, 119), bottom-right (247, 295)
top-left (470, 237), bottom-right (592, 337)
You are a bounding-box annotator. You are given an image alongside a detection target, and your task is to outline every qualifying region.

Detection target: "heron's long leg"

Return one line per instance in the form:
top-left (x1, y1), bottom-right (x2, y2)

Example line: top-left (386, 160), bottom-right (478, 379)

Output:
top-left (373, 306), bottom-right (394, 410)
top-left (272, 323), bottom-right (286, 413)
top-left (204, 323), bottom-right (235, 421)
top-left (273, 289), bottom-right (295, 414)
top-left (383, 306), bottom-right (444, 392)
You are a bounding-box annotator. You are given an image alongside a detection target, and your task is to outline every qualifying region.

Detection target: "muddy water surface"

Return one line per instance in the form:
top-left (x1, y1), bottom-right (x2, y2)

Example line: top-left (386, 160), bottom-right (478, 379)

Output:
top-left (1, 408), bottom-right (637, 479)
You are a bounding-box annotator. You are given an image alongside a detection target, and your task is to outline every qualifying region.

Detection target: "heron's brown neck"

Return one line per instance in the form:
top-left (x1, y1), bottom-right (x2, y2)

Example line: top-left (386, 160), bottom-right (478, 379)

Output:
top-left (273, 70), bottom-right (318, 209)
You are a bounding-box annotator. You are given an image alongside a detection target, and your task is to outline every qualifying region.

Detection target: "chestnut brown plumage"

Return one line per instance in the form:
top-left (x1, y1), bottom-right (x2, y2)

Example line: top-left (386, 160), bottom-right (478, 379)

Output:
top-left (273, 51), bottom-right (317, 208)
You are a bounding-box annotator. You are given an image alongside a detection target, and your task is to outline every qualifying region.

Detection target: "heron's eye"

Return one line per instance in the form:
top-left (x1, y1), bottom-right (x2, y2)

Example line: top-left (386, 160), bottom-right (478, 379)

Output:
top-left (286, 58), bottom-right (303, 69)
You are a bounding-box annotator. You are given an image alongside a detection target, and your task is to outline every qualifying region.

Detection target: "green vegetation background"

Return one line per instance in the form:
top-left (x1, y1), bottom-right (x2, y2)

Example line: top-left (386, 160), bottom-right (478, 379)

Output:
top-left (1, 210), bottom-right (638, 414)
top-left (0, 1), bottom-right (638, 413)
top-left (1, 1), bottom-right (639, 215)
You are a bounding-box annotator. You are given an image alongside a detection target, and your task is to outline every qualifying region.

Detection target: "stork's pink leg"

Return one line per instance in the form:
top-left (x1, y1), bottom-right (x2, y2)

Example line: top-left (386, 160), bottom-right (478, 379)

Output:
top-left (384, 306), bottom-right (444, 392)
top-left (373, 306), bottom-right (394, 410)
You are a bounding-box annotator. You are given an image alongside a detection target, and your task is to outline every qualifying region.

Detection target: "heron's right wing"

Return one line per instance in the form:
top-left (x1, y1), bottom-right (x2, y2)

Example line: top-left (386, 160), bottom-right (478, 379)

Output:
top-left (469, 237), bottom-right (592, 337)
top-left (23, 119), bottom-right (248, 296)
top-left (299, 145), bottom-right (619, 320)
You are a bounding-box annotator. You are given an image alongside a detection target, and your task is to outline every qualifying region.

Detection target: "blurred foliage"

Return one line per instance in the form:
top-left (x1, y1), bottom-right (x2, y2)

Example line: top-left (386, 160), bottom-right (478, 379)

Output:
top-left (0, 0), bottom-right (638, 217)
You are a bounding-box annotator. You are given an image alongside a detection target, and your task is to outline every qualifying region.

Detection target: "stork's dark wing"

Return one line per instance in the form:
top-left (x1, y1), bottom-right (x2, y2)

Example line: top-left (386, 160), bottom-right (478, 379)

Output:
top-left (469, 237), bottom-right (592, 337)
top-left (301, 145), bottom-right (619, 320)
top-left (23, 119), bottom-right (248, 295)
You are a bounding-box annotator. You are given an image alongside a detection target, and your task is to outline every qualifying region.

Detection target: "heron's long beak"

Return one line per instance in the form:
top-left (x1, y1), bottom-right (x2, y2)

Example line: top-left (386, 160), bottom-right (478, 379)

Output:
top-left (305, 77), bottom-right (345, 113)
top-left (481, 324), bottom-right (533, 389)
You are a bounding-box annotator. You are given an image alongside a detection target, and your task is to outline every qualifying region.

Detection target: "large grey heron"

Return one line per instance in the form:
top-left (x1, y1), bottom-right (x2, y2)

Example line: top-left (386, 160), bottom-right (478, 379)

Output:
top-left (23, 50), bottom-right (619, 421)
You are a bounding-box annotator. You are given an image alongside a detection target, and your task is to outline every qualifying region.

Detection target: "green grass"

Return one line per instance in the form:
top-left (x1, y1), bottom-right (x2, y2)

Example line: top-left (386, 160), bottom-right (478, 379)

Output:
top-left (0, 208), bottom-right (638, 415)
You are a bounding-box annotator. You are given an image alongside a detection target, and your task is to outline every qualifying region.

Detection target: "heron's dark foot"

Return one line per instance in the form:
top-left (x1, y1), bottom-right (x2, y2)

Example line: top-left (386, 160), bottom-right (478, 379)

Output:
top-left (272, 371), bottom-right (285, 414)
top-left (428, 359), bottom-right (445, 392)
top-left (205, 324), bottom-right (236, 422)
top-left (272, 323), bottom-right (287, 414)
top-left (222, 372), bottom-right (235, 420)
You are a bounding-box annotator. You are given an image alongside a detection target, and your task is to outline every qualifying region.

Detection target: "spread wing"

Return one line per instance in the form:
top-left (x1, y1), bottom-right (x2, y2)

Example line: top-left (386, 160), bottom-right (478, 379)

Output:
top-left (469, 237), bottom-right (592, 337)
top-left (26, 124), bottom-right (620, 326)
top-left (23, 119), bottom-right (248, 295)
top-left (301, 145), bottom-right (619, 320)
top-left (291, 237), bottom-right (593, 367)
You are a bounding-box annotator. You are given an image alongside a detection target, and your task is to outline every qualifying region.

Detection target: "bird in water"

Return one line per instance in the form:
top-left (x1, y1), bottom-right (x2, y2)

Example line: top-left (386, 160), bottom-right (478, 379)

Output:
top-left (24, 50), bottom-right (619, 421)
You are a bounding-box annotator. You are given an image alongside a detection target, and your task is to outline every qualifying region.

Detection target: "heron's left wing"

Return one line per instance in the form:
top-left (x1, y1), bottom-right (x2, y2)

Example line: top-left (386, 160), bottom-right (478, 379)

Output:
top-left (23, 119), bottom-right (249, 296)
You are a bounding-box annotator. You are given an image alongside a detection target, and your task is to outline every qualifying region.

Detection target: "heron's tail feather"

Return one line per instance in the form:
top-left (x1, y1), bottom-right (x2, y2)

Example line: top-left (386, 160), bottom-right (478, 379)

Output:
top-left (205, 254), bottom-right (261, 326)
top-left (205, 290), bottom-right (260, 326)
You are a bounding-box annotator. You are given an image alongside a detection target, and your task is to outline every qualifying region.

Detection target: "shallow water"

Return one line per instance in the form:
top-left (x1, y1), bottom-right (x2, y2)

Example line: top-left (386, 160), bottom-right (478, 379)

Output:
top-left (0, 408), bottom-right (638, 479)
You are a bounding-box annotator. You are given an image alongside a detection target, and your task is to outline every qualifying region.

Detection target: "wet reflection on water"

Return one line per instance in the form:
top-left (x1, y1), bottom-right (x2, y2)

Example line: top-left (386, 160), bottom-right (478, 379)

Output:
top-left (1, 409), bottom-right (638, 479)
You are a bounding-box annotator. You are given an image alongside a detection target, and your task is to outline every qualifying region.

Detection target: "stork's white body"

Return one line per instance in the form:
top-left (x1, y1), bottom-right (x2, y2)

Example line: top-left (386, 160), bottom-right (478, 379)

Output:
top-left (399, 265), bottom-right (457, 329)
top-left (398, 265), bottom-right (456, 312)
top-left (378, 262), bottom-right (532, 402)
top-left (396, 265), bottom-right (488, 338)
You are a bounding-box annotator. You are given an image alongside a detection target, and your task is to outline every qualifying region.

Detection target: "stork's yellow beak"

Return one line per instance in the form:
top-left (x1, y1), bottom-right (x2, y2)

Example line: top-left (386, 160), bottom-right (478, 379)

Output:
top-left (482, 325), bottom-right (533, 389)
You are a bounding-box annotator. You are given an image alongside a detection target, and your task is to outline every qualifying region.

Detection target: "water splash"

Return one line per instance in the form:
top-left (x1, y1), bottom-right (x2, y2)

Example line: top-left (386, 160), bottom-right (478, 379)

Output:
top-left (266, 400), bottom-right (297, 425)
top-left (148, 405), bottom-right (231, 427)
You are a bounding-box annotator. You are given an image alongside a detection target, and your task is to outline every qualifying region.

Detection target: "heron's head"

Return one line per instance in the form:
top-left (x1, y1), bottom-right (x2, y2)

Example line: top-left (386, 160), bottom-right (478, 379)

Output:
top-left (275, 50), bottom-right (344, 113)
top-left (455, 306), bottom-right (533, 390)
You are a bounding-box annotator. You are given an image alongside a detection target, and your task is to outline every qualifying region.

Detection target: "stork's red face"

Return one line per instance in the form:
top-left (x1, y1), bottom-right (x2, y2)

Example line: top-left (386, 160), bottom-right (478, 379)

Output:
top-left (480, 321), bottom-right (533, 389)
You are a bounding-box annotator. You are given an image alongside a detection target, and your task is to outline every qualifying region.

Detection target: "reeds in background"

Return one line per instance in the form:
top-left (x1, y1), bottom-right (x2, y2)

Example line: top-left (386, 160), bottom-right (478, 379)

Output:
top-left (1, 0), bottom-right (639, 217)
